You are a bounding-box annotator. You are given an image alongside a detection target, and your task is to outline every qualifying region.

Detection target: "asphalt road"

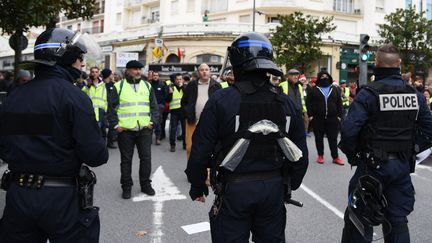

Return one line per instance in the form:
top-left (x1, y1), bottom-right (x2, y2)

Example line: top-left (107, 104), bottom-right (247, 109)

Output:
top-left (1, 134), bottom-right (432, 243)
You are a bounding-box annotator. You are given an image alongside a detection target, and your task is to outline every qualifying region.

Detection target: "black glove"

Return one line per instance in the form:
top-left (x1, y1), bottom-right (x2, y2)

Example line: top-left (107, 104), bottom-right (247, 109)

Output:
top-left (347, 152), bottom-right (360, 166)
top-left (189, 184), bottom-right (209, 201)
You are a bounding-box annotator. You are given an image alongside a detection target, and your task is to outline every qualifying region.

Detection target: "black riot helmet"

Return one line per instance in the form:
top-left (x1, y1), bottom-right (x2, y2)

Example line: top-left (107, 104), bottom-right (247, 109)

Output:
top-left (228, 32), bottom-right (283, 77)
top-left (28, 28), bottom-right (100, 67)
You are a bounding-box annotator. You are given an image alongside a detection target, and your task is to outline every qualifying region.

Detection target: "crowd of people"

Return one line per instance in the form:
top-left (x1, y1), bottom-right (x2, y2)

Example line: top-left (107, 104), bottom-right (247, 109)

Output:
top-left (1, 27), bottom-right (432, 243)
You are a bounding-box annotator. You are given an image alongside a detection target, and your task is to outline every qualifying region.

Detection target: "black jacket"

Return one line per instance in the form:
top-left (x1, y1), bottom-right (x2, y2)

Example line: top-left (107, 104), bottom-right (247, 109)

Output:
top-left (0, 65), bottom-right (108, 176)
top-left (306, 85), bottom-right (342, 119)
top-left (150, 79), bottom-right (169, 105)
top-left (181, 79), bottom-right (221, 123)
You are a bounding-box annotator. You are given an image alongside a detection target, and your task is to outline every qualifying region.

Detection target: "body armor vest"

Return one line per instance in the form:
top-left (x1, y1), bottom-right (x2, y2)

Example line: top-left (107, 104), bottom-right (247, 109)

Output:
top-left (220, 85), bottom-right (289, 165)
top-left (359, 81), bottom-right (418, 160)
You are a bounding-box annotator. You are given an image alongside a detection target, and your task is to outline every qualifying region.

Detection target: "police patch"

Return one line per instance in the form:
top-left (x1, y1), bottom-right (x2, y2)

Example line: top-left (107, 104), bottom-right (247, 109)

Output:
top-left (379, 94), bottom-right (419, 111)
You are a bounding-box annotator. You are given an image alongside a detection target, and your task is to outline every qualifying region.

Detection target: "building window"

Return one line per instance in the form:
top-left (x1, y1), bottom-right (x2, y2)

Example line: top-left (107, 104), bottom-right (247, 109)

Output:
top-left (196, 54), bottom-right (222, 63)
top-left (333, 0), bottom-right (353, 13)
top-left (239, 14), bottom-right (251, 23)
top-left (101, 0), bottom-right (105, 14)
top-left (67, 25), bottom-right (72, 30)
top-left (116, 13), bottom-right (122, 25)
top-left (150, 7), bottom-right (160, 23)
top-left (77, 23), bottom-right (81, 32)
top-left (171, 0), bottom-right (179, 15)
top-left (130, 9), bottom-right (141, 26)
top-left (376, 0), bottom-right (384, 11)
top-left (268, 16), bottom-right (280, 23)
top-left (187, 0), bottom-right (195, 12)
top-left (92, 21), bottom-right (99, 33)
top-left (100, 19), bottom-right (104, 33)
top-left (202, 0), bottom-right (228, 13)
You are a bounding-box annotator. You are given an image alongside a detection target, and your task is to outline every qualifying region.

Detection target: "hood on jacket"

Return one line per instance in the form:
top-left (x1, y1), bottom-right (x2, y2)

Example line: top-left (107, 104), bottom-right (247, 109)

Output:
top-left (317, 71), bottom-right (333, 87)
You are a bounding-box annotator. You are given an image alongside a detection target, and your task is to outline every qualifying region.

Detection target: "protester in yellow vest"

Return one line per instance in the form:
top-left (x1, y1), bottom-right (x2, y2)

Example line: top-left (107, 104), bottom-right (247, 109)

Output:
top-left (167, 73), bottom-right (186, 152)
top-left (339, 80), bottom-right (351, 120)
top-left (111, 60), bottom-right (160, 199)
top-left (82, 67), bottom-right (117, 147)
top-left (279, 69), bottom-right (307, 113)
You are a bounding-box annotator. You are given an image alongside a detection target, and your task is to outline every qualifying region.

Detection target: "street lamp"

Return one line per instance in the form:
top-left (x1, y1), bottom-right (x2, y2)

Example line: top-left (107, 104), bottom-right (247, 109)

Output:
top-left (253, 0), bottom-right (256, 31)
top-left (252, 0), bottom-right (265, 32)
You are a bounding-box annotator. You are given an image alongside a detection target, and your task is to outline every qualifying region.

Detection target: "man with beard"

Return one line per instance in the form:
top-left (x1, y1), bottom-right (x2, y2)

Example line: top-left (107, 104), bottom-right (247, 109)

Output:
top-left (111, 60), bottom-right (160, 199)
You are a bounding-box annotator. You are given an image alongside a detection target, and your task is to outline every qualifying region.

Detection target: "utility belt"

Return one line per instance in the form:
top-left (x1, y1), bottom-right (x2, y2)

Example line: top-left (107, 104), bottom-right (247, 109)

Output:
top-left (224, 170), bottom-right (281, 183)
top-left (1, 172), bottom-right (77, 190)
top-left (0, 165), bottom-right (97, 210)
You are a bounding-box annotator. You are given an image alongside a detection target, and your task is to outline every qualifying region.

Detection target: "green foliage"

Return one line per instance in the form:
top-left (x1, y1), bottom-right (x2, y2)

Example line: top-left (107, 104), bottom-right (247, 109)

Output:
top-left (270, 12), bottom-right (335, 74)
top-left (0, 0), bottom-right (96, 35)
top-left (378, 7), bottom-right (432, 74)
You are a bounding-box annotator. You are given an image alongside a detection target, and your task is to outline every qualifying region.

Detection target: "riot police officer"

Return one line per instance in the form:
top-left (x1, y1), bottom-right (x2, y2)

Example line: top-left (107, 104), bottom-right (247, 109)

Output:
top-left (185, 32), bottom-right (308, 242)
top-left (339, 44), bottom-right (432, 243)
top-left (0, 28), bottom-right (108, 242)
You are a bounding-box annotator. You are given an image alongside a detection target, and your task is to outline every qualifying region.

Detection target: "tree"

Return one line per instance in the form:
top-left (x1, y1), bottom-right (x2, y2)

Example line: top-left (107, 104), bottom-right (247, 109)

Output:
top-left (378, 7), bottom-right (432, 75)
top-left (271, 12), bottom-right (335, 74)
top-left (0, 0), bottom-right (96, 75)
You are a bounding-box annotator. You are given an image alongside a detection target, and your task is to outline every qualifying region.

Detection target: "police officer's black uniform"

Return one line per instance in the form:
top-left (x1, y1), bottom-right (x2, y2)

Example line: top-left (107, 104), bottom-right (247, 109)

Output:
top-left (0, 28), bottom-right (108, 243)
top-left (185, 32), bottom-right (308, 243)
top-left (339, 44), bottom-right (432, 243)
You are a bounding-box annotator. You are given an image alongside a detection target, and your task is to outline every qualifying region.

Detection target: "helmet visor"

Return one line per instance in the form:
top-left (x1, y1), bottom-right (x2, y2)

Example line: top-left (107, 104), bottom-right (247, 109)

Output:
top-left (72, 32), bottom-right (101, 61)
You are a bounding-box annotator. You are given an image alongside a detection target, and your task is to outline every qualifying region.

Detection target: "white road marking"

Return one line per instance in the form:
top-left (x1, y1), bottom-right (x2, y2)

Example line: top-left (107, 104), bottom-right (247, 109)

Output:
top-left (132, 166), bottom-right (187, 243)
top-left (412, 173), bottom-right (431, 181)
top-left (181, 221), bottom-right (210, 235)
top-left (416, 164), bottom-right (432, 173)
top-left (300, 184), bottom-right (344, 219)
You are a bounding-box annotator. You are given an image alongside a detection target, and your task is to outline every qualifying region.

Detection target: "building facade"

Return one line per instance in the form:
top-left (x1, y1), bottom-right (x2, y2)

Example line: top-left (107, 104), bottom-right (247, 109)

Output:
top-left (0, 0), bottom-right (410, 82)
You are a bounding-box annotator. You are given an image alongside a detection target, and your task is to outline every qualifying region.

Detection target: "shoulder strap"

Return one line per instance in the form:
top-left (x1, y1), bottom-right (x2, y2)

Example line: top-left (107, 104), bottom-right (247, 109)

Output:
top-left (118, 80), bottom-right (125, 97)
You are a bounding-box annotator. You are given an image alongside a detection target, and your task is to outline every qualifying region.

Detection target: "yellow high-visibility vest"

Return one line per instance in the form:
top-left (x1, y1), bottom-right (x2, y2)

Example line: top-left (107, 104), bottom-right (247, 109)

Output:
top-left (341, 87), bottom-right (350, 107)
top-left (114, 79), bottom-right (151, 129)
top-left (220, 82), bottom-right (229, 89)
top-left (82, 84), bottom-right (107, 122)
top-left (170, 87), bottom-right (183, 110)
top-left (280, 81), bottom-right (307, 113)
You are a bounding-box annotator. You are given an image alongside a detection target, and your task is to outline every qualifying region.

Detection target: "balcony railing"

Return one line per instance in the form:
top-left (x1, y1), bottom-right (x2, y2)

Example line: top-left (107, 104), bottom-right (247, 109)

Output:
top-left (126, 0), bottom-right (158, 7)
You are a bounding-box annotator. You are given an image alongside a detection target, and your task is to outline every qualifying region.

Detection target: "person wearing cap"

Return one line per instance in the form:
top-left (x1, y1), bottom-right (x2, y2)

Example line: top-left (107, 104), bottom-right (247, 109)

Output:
top-left (339, 79), bottom-right (350, 120)
top-left (279, 68), bottom-right (308, 117)
top-left (111, 60), bottom-right (160, 199)
top-left (101, 68), bottom-right (118, 149)
top-left (0, 28), bottom-right (108, 242)
top-left (306, 71), bottom-right (344, 165)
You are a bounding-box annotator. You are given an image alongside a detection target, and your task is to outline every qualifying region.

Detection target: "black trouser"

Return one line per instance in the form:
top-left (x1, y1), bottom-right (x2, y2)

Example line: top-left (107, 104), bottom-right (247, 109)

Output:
top-left (210, 177), bottom-right (286, 243)
top-left (169, 109), bottom-right (185, 147)
top-left (341, 160), bottom-right (413, 243)
top-left (312, 116), bottom-right (340, 158)
top-left (117, 128), bottom-right (152, 189)
top-left (0, 183), bottom-right (100, 243)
